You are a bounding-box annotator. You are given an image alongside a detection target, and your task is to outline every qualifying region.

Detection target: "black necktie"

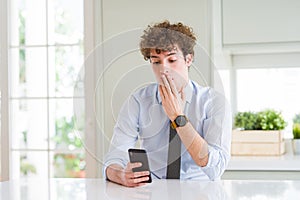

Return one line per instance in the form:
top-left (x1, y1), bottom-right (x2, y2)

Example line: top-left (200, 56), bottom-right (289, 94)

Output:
top-left (166, 121), bottom-right (181, 179)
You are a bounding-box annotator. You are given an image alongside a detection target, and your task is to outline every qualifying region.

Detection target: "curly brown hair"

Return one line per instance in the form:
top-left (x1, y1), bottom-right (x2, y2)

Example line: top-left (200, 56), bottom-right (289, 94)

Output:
top-left (139, 20), bottom-right (197, 61)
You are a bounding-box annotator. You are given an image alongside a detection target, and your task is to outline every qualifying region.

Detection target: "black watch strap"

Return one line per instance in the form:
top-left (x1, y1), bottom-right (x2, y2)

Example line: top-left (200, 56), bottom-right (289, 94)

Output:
top-left (171, 115), bottom-right (188, 129)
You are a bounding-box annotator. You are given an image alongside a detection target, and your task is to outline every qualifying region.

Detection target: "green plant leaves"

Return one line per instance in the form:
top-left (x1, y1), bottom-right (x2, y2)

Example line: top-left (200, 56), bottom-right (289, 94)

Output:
top-left (234, 111), bottom-right (260, 130)
top-left (293, 113), bottom-right (300, 139)
top-left (259, 109), bottom-right (287, 130)
top-left (234, 109), bottom-right (287, 130)
top-left (293, 123), bottom-right (300, 139)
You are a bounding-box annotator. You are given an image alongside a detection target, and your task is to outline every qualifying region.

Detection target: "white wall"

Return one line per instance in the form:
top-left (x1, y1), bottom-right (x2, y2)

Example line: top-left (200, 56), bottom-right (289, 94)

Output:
top-left (212, 0), bottom-right (300, 113)
top-left (222, 0), bottom-right (300, 45)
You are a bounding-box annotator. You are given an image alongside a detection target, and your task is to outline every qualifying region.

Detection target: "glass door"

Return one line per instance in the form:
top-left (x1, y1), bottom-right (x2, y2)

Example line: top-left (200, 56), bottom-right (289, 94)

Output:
top-left (9, 0), bottom-right (85, 179)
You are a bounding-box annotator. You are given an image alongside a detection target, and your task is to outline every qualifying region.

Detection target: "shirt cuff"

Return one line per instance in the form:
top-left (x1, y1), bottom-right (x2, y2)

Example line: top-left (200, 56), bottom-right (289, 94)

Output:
top-left (200, 145), bottom-right (220, 180)
top-left (204, 145), bottom-right (218, 168)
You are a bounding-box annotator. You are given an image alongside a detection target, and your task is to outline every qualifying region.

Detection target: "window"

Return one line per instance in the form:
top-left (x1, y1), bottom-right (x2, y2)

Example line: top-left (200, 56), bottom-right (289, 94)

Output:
top-left (236, 67), bottom-right (300, 137)
top-left (236, 68), bottom-right (300, 117)
top-left (9, 0), bottom-right (85, 178)
top-left (216, 59), bottom-right (300, 138)
top-left (213, 0), bottom-right (300, 139)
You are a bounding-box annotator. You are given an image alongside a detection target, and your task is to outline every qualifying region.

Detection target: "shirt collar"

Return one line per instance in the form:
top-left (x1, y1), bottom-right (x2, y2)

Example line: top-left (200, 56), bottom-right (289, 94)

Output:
top-left (157, 80), bottom-right (193, 104)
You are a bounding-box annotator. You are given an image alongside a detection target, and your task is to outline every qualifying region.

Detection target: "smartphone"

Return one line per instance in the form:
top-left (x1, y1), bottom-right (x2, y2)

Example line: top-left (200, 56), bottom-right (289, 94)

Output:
top-left (128, 148), bottom-right (152, 183)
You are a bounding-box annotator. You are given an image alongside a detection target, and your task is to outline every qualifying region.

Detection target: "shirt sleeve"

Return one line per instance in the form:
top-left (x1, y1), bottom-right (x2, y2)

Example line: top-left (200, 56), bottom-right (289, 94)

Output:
top-left (200, 89), bottom-right (232, 180)
top-left (103, 95), bottom-right (140, 178)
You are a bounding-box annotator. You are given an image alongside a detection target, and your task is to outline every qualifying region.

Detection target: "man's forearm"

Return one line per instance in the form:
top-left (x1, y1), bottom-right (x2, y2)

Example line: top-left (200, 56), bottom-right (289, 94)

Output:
top-left (176, 122), bottom-right (209, 167)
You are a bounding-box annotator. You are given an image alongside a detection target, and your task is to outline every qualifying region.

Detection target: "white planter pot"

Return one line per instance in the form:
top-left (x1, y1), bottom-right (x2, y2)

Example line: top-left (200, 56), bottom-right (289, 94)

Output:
top-left (292, 139), bottom-right (300, 155)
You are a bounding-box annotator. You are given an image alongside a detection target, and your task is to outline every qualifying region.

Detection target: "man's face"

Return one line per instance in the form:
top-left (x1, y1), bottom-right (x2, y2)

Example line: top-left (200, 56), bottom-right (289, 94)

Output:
top-left (149, 46), bottom-right (192, 92)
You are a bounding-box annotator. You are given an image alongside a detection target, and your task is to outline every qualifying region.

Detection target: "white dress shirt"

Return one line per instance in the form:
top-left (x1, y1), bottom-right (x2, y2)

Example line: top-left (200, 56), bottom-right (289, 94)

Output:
top-left (104, 80), bottom-right (232, 180)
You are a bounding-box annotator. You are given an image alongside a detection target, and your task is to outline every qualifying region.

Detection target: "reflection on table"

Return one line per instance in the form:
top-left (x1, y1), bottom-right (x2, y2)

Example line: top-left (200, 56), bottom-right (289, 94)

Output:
top-left (1, 178), bottom-right (300, 200)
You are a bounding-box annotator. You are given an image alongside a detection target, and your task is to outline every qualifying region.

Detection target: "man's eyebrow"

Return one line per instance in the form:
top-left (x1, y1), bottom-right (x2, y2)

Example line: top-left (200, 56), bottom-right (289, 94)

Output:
top-left (150, 52), bottom-right (177, 59)
top-left (166, 52), bottom-right (177, 56)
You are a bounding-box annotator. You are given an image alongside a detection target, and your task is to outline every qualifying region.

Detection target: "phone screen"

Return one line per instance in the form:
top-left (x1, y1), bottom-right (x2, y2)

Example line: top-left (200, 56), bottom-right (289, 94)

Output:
top-left (128, 148), bottom-right (152, 183)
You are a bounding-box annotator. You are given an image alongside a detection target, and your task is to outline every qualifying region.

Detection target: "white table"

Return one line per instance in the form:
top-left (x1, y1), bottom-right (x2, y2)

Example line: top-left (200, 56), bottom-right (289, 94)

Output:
top-left (1, 178), bottom-right (300, 200)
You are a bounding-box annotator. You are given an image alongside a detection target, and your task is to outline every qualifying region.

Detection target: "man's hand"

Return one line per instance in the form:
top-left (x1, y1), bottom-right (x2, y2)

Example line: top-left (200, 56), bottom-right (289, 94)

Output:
top-left (159, 74), bottom-right (186, 121)
top-left (106, 163), bottom-right (150, 187)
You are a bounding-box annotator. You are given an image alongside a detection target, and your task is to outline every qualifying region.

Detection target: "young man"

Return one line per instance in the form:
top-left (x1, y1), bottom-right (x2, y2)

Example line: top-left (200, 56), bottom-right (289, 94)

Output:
top-left (104, 21), bottom-right (232, 187)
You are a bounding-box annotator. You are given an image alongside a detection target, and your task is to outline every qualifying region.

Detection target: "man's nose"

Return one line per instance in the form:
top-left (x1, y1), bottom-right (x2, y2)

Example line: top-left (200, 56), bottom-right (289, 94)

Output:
top-left (159, 62), bottom-right (169, 74)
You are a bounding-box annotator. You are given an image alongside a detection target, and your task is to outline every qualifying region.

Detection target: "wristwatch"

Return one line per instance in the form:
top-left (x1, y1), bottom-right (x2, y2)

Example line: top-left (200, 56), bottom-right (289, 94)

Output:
top-left (171, 115), bottom-right (188, 129)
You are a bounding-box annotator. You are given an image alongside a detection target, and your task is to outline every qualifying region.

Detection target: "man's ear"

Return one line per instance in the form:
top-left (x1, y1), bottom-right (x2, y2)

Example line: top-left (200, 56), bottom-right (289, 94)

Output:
top-left (185, 54), bottom-right (193, 67)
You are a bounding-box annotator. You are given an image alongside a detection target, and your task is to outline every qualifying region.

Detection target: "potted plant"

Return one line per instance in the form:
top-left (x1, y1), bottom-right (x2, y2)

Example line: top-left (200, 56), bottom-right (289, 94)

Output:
top-left (232, 109), bottom-right (287, 156)
top-left (292, 113), bottom-right (300, 154)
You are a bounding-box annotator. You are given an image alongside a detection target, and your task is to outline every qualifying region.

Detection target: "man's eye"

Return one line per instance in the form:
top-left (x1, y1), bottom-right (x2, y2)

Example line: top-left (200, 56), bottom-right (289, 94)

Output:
top-left (169, 59), bottom-right (177, 63)
top-left (152, 61), bottom-right (160, 65)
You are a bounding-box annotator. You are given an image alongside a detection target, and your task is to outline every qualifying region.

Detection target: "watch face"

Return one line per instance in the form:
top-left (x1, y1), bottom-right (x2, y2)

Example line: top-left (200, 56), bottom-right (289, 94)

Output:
top-left (175, 115), bottom-right (187, 127)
